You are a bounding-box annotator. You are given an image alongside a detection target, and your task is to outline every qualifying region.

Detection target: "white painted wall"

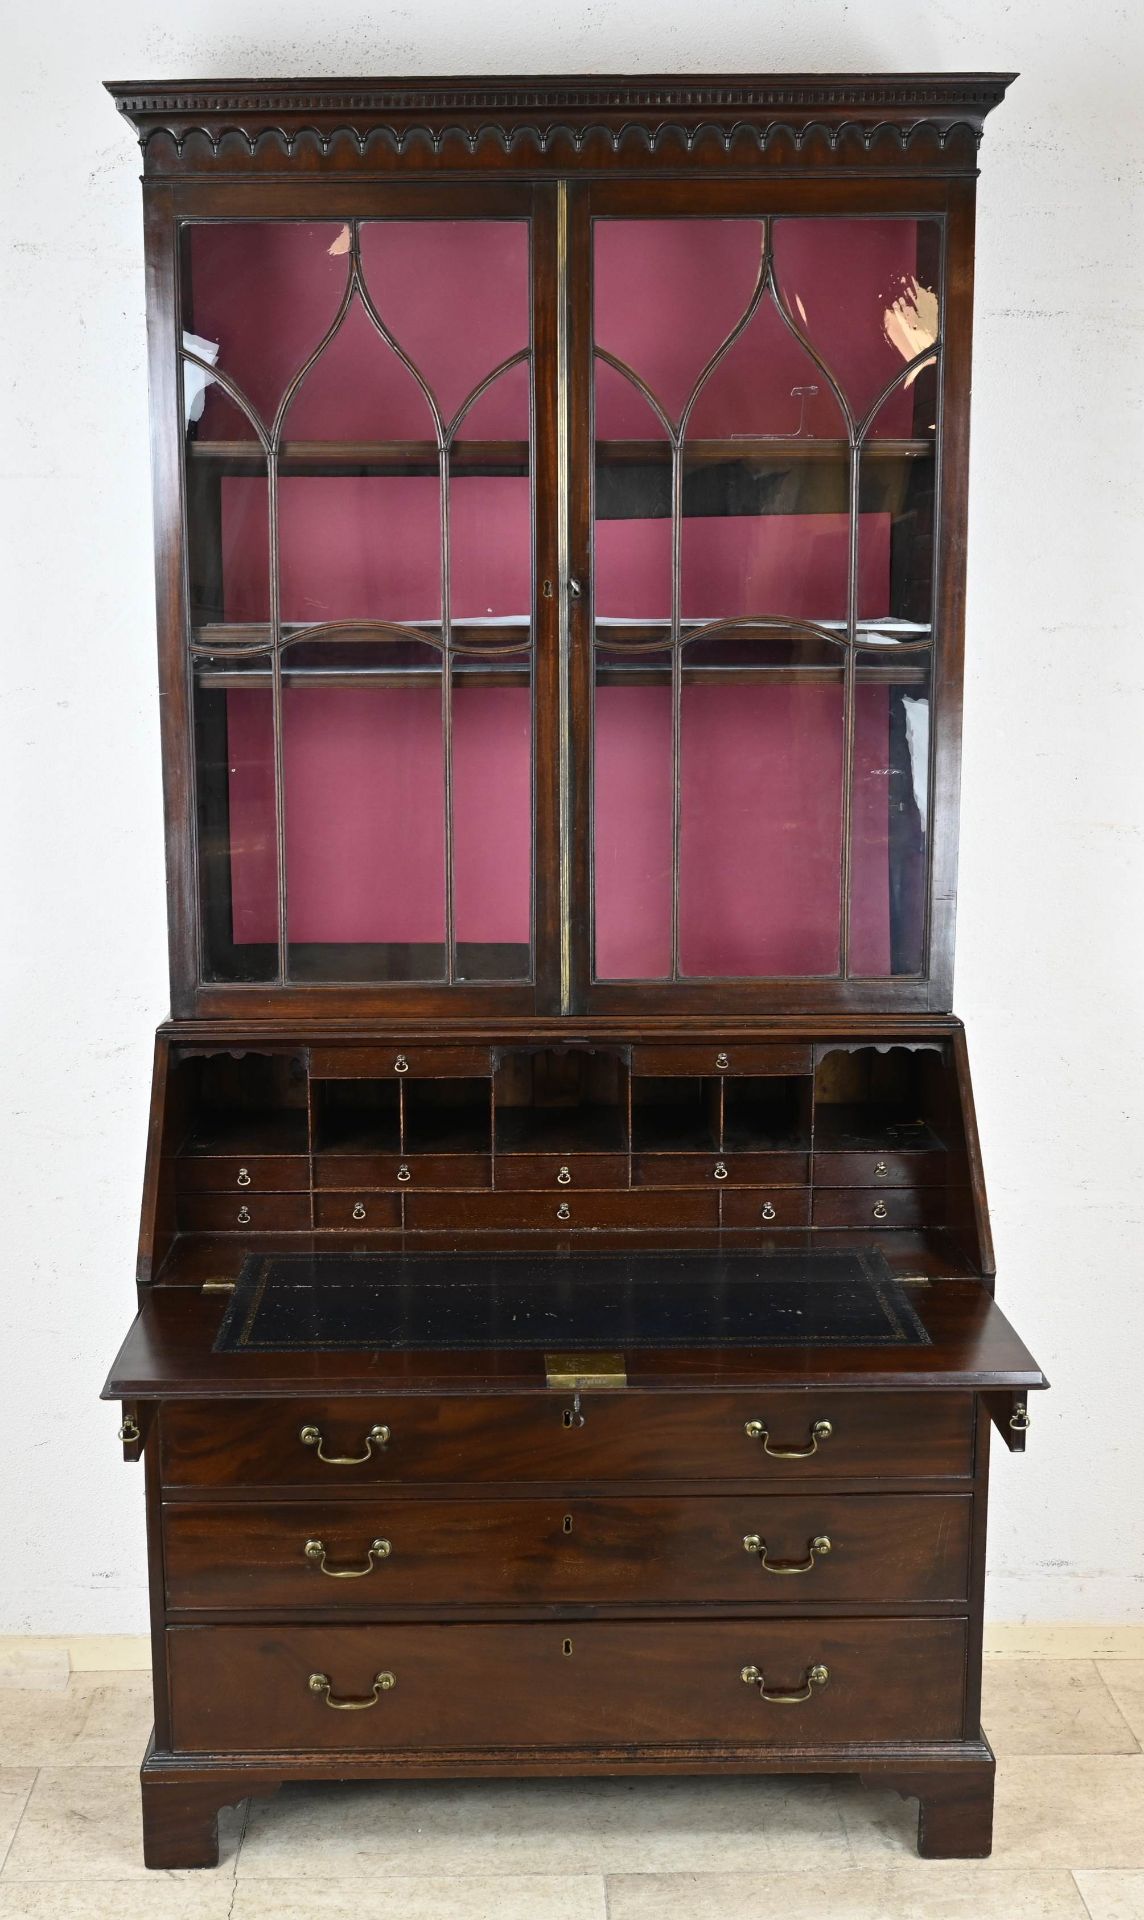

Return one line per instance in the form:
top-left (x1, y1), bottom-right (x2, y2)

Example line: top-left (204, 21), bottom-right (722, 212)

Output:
top-left (1, 1), bottom-right (1141, 1634)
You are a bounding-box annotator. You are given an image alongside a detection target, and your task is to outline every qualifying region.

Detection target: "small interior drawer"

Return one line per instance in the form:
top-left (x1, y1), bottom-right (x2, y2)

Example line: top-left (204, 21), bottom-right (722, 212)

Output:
top-left (404, 1191), bottom-right (718, 1232)
top-left (309, 1046), bottom-right (492, 1079)
top-left (495, 1153), bottom-right (629, 1191)
top-left (176, 1191), bottom-right (312, 1233)
top-left (720, 1189), bottom-right (811, 1228)
top-left (812, 1151), bottom-right (949, 1188)
top-left (313, 1193), bottom-right (402, 1231)
top-left (175, 1154), bottom-right (310, 1194)
top-left (812, 1188), bottom-right (945, 1229)
top-left (632, 1044), bottom-right (812, 1078)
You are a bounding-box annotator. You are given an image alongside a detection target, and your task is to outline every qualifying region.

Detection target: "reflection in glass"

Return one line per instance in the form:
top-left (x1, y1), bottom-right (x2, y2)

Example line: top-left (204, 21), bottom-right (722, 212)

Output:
top-left (849, 649), bottom-right (931, 976)
top-left (857, 366), bottom-right (937, 636)
top-left (771, 218), bottom-right (941, 430)
top-left (678, 632), bottom-right (845, 977)
top-left (183, 222), bottom-right (350, 433)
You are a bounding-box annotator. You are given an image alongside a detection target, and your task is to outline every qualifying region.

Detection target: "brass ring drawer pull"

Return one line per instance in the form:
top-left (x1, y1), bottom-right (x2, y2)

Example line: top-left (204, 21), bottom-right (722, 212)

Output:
top-left (760, 1201), bottom-right (776, 1221)
top-left (308, 1670), bottom-right (395, 1710)
top-left (744, 1418), bottom-right (832, 1458)
top-left (743, 1533), bottom-right (832, 1574)
top-left (236, 1167), bottom-right (251, 1187)
top-left (556, 1166), bottom-right (572, 1185)
top-left (874, 1160), bottom-right (889, 1178)
top-left (236, 1204), bottom-right (251, 1225)
top-left (715, 1051), bottom-right (730, 1070)
top-left (556, 1202), bottom-right (571, 1221)
top-left (397, 1165), bottom-right (411, 1183)
top-left (713, 1162), bottom-right (728, 1181)
top-left (352, 1202), bottom-right (366, 1221)
top-left (300, 1422), bottom-right (390, 1464)
top-left (740, 1662), bottom-right (829, 1703)
top-left (872, 1199), bottom-right (889, 1220)
top-left (394, 1055), bottom-right (409, 1073)
top-left (305, 1536), bottom-right (391, 1577)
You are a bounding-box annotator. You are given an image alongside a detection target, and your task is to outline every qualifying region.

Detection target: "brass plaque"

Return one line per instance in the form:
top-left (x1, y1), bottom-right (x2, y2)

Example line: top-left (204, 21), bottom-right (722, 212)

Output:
top-left (545, 1351), bottom-right (628, 1390)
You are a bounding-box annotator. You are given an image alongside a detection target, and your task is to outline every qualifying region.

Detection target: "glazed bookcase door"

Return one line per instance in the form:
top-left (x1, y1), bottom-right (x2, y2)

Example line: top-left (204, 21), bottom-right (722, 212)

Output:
top-left (177, 187), bottom-right (557, 1010)
top-left (572, 184), bottom-right (952, 1015)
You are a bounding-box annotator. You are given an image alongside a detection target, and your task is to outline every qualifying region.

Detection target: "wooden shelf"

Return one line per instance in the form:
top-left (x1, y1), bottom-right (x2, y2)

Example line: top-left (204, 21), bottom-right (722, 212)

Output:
top-left (187, 436), bottom-right (934, 475)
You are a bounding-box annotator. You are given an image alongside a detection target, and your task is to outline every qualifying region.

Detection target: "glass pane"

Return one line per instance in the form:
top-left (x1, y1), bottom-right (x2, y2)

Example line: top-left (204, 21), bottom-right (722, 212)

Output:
top-left (453, 651), bottom-right (532, 981)
top-left (594, 219), bottom-right (764, 423)
top-left (449, 367), bottom-right (534, 982)
top-left (185, 383), bottom-right (269, 634)
top-left (771, 218), bottom-right (942, 430)
top-left (182, 222), bottom-right (350, 432)
top-left (193, 663), bottom-right (278, 983)
top-left (593, 654), bottom-right (673, 981)
top-left (678, 632), bottom-right (844, 977)
top-left (594, 359), bottom-right (671, 633)
top-left (281, 638), bottom-right (446, 983)
top-left (681, 450), bottom-right (850, 627)
top-left (858, 364), bottom-right (938, 639)
top-left (849, 648), bottom-right (931, 976)
top-left (359, 222), bottom-right (530, 427)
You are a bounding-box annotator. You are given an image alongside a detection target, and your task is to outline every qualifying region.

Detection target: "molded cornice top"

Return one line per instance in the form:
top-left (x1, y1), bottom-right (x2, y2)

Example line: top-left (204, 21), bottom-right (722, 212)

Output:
top-left (105, 71), bottom-right (1016, 176)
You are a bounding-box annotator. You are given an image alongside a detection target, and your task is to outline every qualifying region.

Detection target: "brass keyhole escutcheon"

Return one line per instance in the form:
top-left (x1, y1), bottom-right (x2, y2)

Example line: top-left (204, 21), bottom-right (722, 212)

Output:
top-left (352, 1202), bottom-right (366, 1222)
top-left (562, 1395), bottom-right (585, 1430)
top-left (236, 1166), bottom-right (251, 1187)
top-left (562, 1638), bottom-right (574, 1656)
top-left (563, 1513), bottom-right (574, 1533)
top-left (760, 1201), bottom-right (776, 1221)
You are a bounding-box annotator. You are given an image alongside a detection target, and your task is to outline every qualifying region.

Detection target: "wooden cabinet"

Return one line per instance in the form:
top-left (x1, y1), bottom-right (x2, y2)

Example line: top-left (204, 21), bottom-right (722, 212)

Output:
top-left (103, 71), bottom-right (1043, 1872)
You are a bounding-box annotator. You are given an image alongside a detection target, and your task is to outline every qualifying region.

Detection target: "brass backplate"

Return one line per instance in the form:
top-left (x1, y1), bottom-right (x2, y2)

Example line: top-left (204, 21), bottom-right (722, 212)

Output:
top-left (545, 1352), bottom-right (628, 1390)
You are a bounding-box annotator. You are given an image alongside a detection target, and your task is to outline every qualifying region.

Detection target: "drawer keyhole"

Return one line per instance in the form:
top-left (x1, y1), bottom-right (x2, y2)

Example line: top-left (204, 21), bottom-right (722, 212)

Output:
top-left (562, 1395), bottom-right (585, 1430)
top-left (562, 1638), bottom-right (574, 1657)
top-left (563, 1513), bottom-right (574, 1533)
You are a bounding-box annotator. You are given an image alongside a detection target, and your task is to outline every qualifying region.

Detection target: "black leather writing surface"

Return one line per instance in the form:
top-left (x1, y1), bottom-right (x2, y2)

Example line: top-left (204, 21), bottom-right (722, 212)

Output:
top-left (215, 1249), bottom-right (930, 1353)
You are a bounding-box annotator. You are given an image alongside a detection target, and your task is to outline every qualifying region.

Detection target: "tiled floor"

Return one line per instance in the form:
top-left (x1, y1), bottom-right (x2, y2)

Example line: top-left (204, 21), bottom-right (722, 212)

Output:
top-left (0, 1659), bottom-right (1142, 1917)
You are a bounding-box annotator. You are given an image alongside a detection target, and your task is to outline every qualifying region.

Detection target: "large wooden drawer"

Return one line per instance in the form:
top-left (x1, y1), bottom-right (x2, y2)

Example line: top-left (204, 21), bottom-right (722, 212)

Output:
top-left (165, 1617), bottom-right (968, 1752)
top-left (159, 1392), bottom-right (976, 1489)
top-left (404, 1192), bottom-right (718, 1231)
top-left (163, 1493), bottom-right (973, 1610)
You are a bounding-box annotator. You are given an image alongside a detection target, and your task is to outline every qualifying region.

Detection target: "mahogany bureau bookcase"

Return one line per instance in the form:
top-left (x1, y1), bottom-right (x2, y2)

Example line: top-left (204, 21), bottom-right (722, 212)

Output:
top-left (102, 72), bottom-right (1046, 1869)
